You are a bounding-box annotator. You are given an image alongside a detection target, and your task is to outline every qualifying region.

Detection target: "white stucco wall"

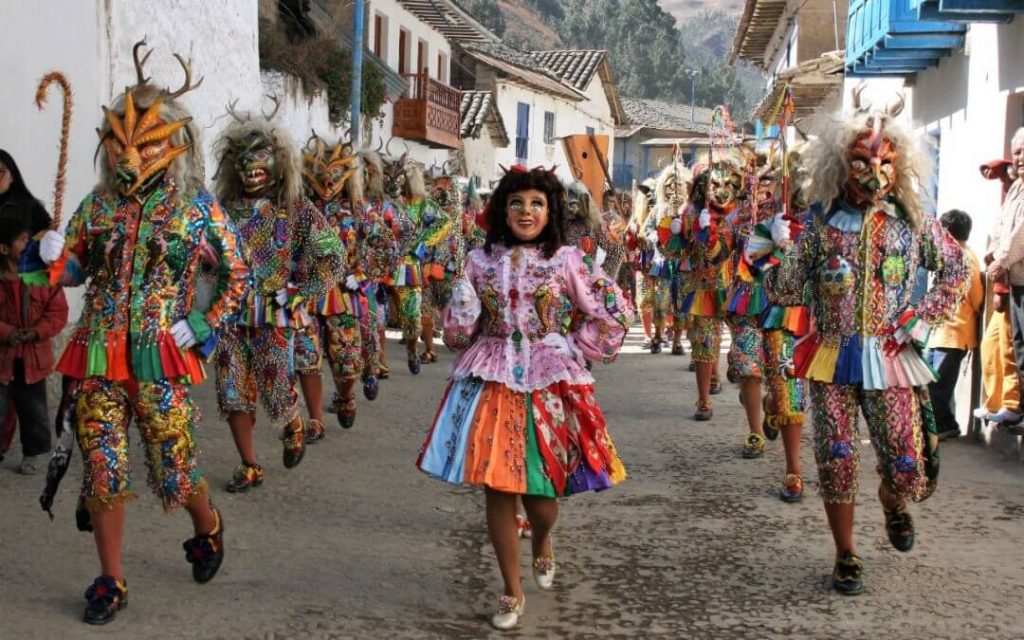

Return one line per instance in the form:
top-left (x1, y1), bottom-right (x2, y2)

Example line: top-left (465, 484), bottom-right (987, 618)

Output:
top-left (2, 1), bottom-right (106, 318)
top-left (463, 127), bottom-right (499, 189)
top-left (490, 79), bottom-right (613, 186)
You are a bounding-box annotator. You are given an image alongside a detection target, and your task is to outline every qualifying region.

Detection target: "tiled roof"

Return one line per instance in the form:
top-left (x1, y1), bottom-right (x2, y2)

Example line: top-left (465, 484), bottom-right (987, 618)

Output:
top-left (396, 0), bottom-right (499, 44)
top-left (459, 43), bottom-right (585, 100)
top-left (460, 90), bottom-right (509, 145)
top-left (528, 50), bottom-right (606, 91)
top-left (619, 97), bottom-right (714, 135)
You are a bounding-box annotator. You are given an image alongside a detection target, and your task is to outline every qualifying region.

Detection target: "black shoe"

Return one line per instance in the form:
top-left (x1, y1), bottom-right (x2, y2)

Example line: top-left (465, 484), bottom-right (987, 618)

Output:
top-left (832, 553), bottom-right (863, 596)
top-left (338, 396), bottom-right (357, 429)
top-left (83, 576), bottom-right (127, 625)
top-left (281, 419), bottom-right (306, 469)
top-left (183, 507), bottom-right (225, 583)
top-left (363, 376), bottom-right (379, 401)
top-left (884, 508), bottom-right (915, 552)
top-left (671, 344), bottom-right (684, 356)
top-left (688, 360), bottom-right (696, 372)
top-left (407, 353), bottom-right (421, 375)
top-left (650, 341), bottom-right (662, 354)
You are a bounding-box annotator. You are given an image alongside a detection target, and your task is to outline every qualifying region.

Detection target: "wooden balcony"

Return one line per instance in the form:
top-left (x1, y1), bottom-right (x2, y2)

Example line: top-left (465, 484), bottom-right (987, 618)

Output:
top-left (392, 72), bottom-right (462, 150)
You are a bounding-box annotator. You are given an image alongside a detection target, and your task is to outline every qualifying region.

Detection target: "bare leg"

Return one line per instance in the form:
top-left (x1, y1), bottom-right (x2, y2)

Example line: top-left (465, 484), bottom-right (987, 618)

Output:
top-left (824, 501), bottom-right (856, 557)
top-left (91, 507), bottom-right (126, 581)
top-left (298, 374), bottom-right (324, 424)
top-left (521, 495), bottom-right (558, 560)
top-left (641, 311), bottom-right (653, 340)
top-left (696, 362), bottom-right (713, 403)
top-left (740, 378), bottom-right (764, 435)
top-left (377, 323), bottom-right (389, 371)
top-left (184, 490), bottom-right (217, 535)
top-left (485, 488), bottom-right (524, 599)
top-left (229, 410), bottom-right (258, 465)
top-left (421, 315), bottom-right (435, 356)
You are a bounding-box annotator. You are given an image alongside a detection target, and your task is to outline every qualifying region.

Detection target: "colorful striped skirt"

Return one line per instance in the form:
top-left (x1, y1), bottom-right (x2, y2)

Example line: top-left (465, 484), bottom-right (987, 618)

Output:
top-left (417, 377), bottom-right (626, 497)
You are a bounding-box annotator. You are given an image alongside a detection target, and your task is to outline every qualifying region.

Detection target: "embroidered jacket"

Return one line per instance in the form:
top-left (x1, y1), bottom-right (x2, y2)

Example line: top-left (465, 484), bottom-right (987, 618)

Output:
top-left (443, 245), bottom-right (632, 394)
top-left (222, 196), bottom-right (345, 327)
top-left (57, 179), bottom-right (248, 382)
top-left (312, 197), bottom-right (399, 317)
top-left (772, 201), bottom-right (968, 389)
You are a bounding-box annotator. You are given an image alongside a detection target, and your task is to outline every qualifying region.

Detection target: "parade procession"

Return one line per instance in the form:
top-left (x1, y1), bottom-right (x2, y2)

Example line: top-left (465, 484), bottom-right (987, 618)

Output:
top-left (3, 0), bottom-right (1024, 637)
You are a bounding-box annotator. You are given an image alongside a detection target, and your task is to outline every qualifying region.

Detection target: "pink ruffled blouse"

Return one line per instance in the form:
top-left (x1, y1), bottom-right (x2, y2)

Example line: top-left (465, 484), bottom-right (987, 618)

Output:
top-left (443, 245), bottom-right (632, 393)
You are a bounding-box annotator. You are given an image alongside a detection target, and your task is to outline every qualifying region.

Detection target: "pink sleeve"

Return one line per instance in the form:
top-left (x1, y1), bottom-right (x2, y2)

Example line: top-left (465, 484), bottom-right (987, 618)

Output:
top-left (564, 249), bottom-right (633, 363)
top-left (441, 257), bottom-right (480, 350)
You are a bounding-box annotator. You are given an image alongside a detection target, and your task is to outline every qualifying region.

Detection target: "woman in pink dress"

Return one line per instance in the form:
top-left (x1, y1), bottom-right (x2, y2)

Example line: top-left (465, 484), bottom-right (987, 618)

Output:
top-left (417, 165), bottom-right (632, 630)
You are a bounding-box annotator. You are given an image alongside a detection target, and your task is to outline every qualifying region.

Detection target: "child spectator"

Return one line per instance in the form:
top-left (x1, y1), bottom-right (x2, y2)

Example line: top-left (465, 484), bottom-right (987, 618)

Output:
top-left (0, 211), bottom-right (68, 473)
top-left (927, 209), bottom-right (984, 439)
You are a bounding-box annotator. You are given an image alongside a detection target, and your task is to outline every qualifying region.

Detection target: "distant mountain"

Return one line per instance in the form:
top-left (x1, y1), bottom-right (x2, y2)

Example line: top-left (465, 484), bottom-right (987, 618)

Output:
top-left (452, 0), bottom-right (765, 120)
top-left (659, 0), bottom-right (744, 23)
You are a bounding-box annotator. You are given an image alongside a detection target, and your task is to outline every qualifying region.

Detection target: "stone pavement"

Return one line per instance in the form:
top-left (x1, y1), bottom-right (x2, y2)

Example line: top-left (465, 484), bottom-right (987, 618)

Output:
top-left (2, 327), bottom-right (1023, 639)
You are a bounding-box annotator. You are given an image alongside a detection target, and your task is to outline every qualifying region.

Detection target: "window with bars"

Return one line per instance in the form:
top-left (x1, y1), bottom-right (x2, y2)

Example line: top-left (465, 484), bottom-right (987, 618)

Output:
top-left (543, 111), bottom-right (555, 144)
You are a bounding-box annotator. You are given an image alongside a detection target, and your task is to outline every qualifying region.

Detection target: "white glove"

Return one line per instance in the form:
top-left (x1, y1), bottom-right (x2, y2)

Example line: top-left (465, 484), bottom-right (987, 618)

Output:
top-left (39, 230), bottom-right (65, 265)
top-left (595, 246), bottom-right (607, 267)
top-left (450, 278), bottom-right (481, 325)
top-left (542, 333), bottom-right (584, 363)
top-left (275, 288), bottom-right (289, 306)
top-left (670, 217), bottom-right (683, 235)
top-left (345, 274), bottom-right (360, 291)
top-left (698, 209), bottom-right (712, 230)
top-left (770, 213), bottom-right (792, 247)
top-left (170, 319), bottom-right (197, 349)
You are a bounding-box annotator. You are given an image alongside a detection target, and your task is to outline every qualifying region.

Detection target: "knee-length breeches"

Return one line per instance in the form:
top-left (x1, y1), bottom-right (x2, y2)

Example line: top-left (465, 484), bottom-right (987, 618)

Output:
top-left (215, 325), bottom-right (298, 424)
top-left (394, 285), bottom-right (422, 343)
top-left (763, 329), bottom-right (806, 429)
top-left (638, 275), bottom-right (669, 325)
top-left (361, 288), bottom-right (382, 375)
top-left (726, 316), bottom-right (765, 382)
top-left (810, 382), bottom-right (929, 505)
top-left (294, 322), bottom-right (324, 377)
top-left (323, 314), bottom-right (363, 384)
top-left (76, 377), bottom-right (205, 511)
top-left (689, 315), bottom-right (723, 363)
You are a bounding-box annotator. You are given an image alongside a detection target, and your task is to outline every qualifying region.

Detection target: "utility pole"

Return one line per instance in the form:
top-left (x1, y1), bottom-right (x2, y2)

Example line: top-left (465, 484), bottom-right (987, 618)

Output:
top-left (350, 0), bottom-right (365, 147)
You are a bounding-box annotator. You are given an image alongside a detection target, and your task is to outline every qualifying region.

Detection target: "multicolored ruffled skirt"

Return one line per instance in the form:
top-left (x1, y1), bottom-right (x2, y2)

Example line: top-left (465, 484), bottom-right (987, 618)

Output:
top-left (417, 378), bottom-right (626, 497)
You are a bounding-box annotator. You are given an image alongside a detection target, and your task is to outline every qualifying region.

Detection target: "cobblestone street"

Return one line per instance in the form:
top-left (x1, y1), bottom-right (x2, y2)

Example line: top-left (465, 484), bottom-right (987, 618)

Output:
top-left (3, 328), bottom-right (1024, 639)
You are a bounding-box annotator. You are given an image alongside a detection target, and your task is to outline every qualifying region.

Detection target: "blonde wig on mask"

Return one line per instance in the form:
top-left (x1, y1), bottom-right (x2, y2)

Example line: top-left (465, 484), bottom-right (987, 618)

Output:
top-left (803, 112), bottom-right (931, 229)
top-left (654, 160), bottom-right (691, 208)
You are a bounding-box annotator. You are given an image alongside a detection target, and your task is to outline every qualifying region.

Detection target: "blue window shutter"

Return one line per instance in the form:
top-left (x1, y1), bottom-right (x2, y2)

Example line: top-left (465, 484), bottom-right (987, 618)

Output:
top-left (516, 102), bottom-right (530, 161)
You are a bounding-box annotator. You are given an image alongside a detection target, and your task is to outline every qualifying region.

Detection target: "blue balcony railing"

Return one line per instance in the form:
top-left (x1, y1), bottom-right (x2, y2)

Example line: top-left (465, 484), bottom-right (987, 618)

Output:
top-left (914, 0), bottom-right (1022, 22)
top-left (846, 0), bottom-right (966, 76)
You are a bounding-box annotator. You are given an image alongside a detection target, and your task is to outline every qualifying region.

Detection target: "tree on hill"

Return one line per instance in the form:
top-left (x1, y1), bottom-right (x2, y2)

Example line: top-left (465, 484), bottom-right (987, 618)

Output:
top-left (452, 0), bottom-right (506, 36)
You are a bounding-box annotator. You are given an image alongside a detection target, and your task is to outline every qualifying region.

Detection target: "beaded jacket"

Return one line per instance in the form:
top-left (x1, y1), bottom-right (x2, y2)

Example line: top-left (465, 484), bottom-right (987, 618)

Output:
top-left (56, 178), bottom-right (248, 383)
top-left (222, 195), bottom-right (345, 328)
top-left (773, 201), bottom-right (967, 389)
top-left (311, 197), bottom-right (399, 317)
